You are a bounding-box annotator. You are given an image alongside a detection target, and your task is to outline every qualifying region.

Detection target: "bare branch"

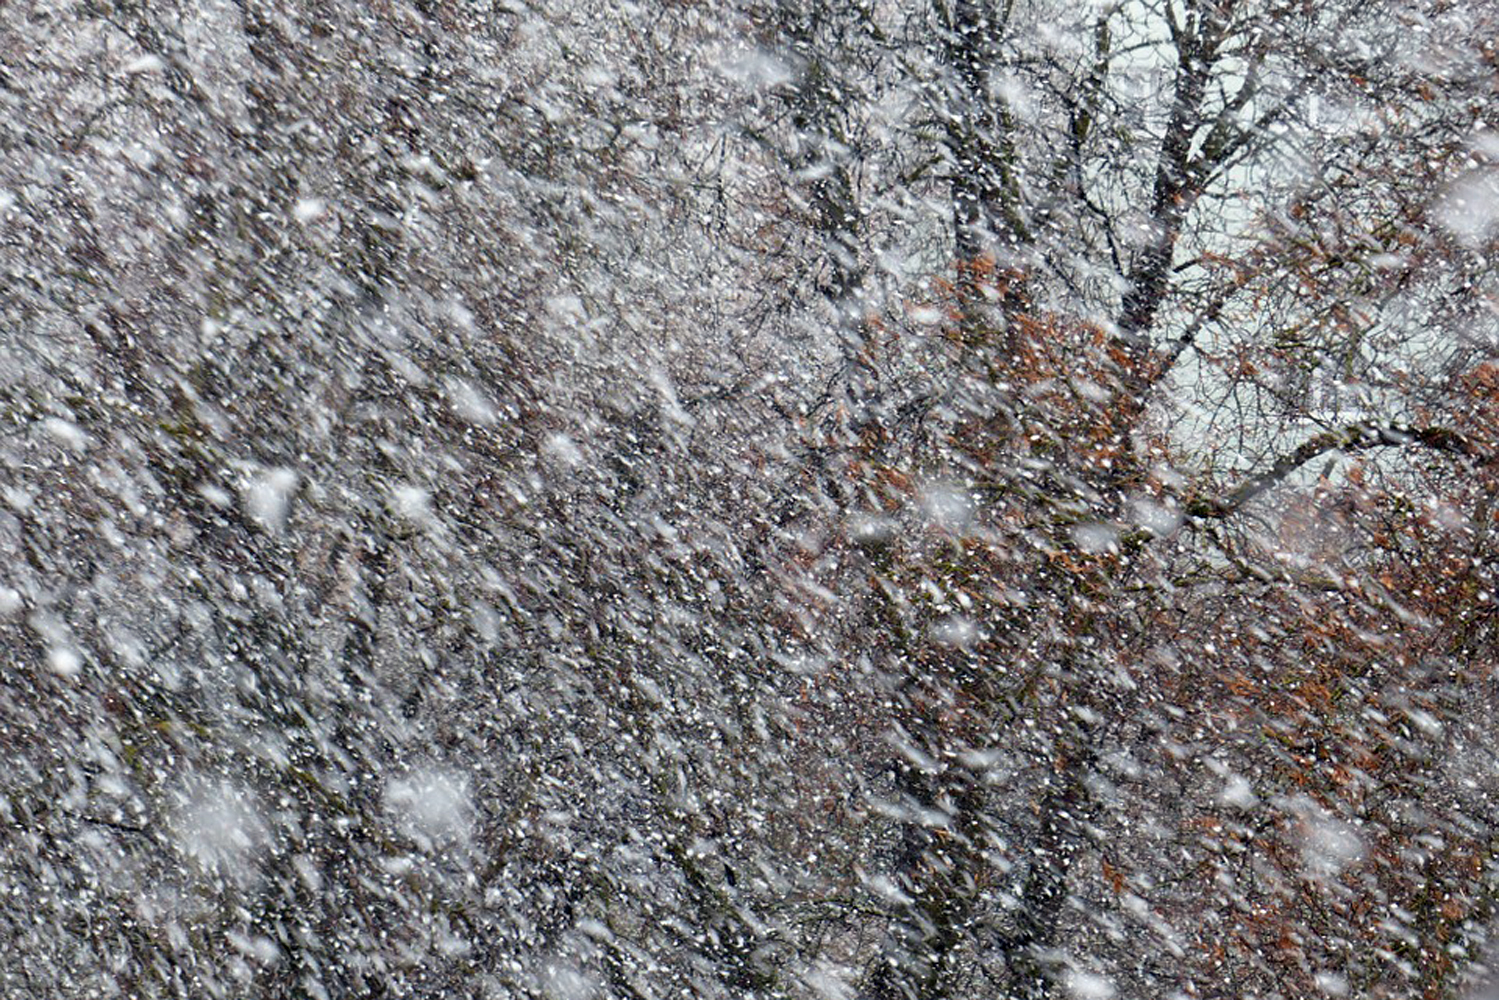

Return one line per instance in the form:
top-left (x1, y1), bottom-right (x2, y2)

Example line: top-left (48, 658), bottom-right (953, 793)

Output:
top-left (1187, 422), bottom-right (1490, 518)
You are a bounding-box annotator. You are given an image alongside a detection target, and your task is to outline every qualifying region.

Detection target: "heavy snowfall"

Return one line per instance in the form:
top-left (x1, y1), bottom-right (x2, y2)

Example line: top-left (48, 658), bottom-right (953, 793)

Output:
top-left (3, 1), bottom-right (1499, 998)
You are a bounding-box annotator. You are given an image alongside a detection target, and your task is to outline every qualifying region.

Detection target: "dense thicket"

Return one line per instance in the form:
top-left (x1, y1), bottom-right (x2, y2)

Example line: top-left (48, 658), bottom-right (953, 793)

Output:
top-left (2, 1), bottom-right (1498, 998)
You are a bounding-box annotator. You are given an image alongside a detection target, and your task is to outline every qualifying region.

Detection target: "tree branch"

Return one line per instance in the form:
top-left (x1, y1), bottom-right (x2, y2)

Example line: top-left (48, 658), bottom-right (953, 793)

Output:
top-left (1187, 422), bottom-right (1490, 519)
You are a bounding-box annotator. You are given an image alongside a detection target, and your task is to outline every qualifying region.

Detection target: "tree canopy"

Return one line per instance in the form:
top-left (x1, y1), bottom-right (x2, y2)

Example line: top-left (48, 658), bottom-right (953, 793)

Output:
top-left (2, 1), bottom-right (1499, 998)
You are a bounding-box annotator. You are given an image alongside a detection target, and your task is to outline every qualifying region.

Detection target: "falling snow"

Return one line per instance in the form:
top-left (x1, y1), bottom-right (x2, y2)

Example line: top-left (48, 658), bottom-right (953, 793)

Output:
top-left (2, 1), bottom-right (1499, 999)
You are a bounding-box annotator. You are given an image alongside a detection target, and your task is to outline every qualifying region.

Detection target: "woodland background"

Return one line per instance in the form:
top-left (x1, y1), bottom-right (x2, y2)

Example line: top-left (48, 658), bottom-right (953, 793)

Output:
top-left (2, 1), bottom-right (1499, 998)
